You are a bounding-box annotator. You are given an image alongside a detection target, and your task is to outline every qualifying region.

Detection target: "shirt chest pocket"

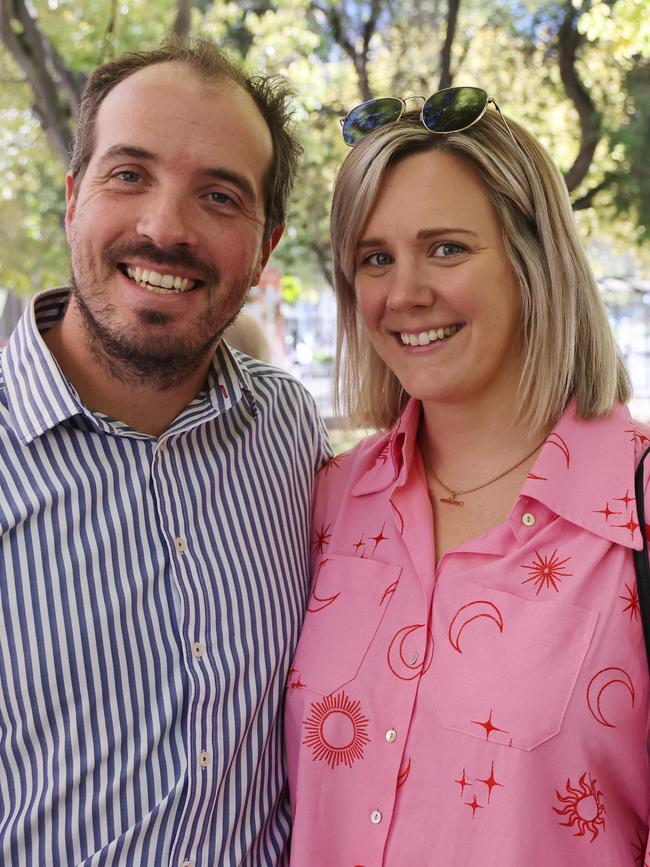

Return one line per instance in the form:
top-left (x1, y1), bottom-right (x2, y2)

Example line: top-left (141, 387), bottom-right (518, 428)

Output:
top-left (431, 582), bottom-right (598, 751)
top-left (290, 555), bottom-right (402, 697)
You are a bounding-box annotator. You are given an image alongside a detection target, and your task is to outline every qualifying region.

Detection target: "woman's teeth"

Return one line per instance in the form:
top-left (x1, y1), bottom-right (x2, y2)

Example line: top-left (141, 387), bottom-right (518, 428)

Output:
top-left (126, 265), bottom-right (194, 293)
top-left (400, 325), bottom-right (459, 346)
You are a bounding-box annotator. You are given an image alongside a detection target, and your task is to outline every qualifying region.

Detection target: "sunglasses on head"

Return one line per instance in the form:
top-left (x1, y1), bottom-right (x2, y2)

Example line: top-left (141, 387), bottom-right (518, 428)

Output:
top-left (340, 86), bottom-right (516, 147)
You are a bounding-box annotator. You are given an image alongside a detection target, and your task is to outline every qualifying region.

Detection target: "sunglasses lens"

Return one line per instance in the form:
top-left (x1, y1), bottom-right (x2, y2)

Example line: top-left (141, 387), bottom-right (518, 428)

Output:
top-left (422, 87), bottom-right (488, 133)
top-left (342, 97), bottom-right (404, 145)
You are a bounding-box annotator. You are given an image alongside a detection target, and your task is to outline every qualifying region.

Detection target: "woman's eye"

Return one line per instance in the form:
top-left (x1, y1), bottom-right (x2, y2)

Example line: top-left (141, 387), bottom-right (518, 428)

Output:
top-left (364, 251), bottom-right (394, 267)
top-left (433, 242), bottom-right (465, 257)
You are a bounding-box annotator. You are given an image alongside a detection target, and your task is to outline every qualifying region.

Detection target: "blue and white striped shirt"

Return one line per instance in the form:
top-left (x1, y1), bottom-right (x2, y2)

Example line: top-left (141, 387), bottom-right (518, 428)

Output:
top-left (0, 288), bottom-right (330, 867)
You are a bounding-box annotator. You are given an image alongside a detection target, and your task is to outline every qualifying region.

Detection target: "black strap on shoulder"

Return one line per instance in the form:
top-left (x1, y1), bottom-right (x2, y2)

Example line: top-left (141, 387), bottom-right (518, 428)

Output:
top-left (633, 445), bottom-right (650, 672)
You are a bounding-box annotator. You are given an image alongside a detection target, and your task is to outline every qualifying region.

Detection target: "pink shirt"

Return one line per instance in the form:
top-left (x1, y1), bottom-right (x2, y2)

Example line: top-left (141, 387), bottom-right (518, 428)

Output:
top-left (285, 399), bottom-right (650, 866)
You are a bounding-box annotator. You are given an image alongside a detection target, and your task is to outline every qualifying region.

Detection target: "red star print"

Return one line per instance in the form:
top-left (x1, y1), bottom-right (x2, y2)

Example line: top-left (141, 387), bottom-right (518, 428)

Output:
top-left (455, 768), bottom-right (471, 798)
top-left (521, 549), bottom-right (572, 594)
top-left (476, 761), bottom-right (504, 803)
top-left (464, 794), bottom-right (484, 818)
top-left (615, 490), bottom-right (635, 507)
top-left (312, 523), bottom-right (332, 554)
top-left (626, 427), bottom-right (650, 446)
top-left (287, 667), bottom-right (298, 679)
top-left (369, 523), bottom-right (388, 553)
top-left (631, 826), bottom-right (646, 865)
top-left (352, 535), bottom-right (365, 555)
top-left (290, 676), bottom-right (305, 689)
top-left (612, 512), bottom-right (639, 539)
top-left (619, 582), bottom-right (640, 622)
top-left (471, 709), bottom-right (508, 741)
top-left (322, 455), bottom-right (342, 474)
top-left (593, 502), bottom-right (621, 522)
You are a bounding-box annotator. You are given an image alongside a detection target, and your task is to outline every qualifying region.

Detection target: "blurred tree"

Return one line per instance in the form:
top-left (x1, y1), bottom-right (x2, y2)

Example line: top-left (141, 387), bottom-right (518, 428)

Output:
top-left (0, 0), bottom-right (648, 294)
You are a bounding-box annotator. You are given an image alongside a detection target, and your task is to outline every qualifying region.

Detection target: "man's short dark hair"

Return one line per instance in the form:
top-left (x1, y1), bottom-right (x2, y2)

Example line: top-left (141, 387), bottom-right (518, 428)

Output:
top-left (69, 38), bottom-right (301, 242)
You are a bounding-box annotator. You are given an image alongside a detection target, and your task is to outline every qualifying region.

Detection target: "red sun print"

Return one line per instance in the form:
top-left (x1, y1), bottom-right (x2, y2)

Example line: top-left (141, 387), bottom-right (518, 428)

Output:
top-left (521, 549), bottom-right (572, 594)
top-left (631, 826), bottom-right (649, 866)
top-left (554, 772), bottom-right (606, 841)
top-left (303, 691), bottom-right (370, 769)
top-left (448, 600), bottom-right (504, 653)
top-left (619, 582), bottom-right (640, 622)
top-left (312, 523), bottom-right (332, 555)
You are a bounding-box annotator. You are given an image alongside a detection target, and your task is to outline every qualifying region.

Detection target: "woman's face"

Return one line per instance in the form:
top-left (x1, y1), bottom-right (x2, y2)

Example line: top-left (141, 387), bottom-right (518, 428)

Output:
top-left (354, 149), bottom-right (523, 415)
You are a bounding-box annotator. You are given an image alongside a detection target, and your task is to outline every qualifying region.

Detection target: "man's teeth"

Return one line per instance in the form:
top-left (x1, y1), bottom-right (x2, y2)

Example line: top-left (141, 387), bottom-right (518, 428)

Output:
top-left (125, 265), bottom-right (194, 293)
top-left (400, 325), bottom-right (459, 346)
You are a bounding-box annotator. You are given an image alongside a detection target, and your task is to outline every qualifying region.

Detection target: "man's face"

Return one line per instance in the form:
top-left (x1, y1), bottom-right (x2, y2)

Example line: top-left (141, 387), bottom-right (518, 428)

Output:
top-left (65, 62), bottom-right (279, 387)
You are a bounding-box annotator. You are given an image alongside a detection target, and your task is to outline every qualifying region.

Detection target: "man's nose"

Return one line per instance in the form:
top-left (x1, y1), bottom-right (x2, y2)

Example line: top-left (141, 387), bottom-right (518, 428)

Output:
top-left (135, 188), bottom-right (199, 248)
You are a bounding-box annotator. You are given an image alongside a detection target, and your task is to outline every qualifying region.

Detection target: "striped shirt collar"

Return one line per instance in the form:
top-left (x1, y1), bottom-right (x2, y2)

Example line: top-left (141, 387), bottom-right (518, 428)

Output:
top-left (2, 286), bottom-right (256, 445)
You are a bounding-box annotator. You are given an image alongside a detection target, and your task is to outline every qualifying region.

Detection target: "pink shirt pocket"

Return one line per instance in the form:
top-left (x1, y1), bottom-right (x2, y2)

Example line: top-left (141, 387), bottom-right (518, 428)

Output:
top-left (292, 555), bottom-right (402, 696)
top-left (431, 581), bottom-right (598, 750)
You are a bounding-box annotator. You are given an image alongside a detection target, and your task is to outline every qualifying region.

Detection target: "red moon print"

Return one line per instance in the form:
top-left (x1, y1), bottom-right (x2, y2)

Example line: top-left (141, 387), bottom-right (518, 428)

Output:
top-left (554, 772), bottom-right (606, 841)
top-left (448, 601), bottom-right (504, 653)
top-left (302, 691), bottom-right (370, 769)
top-left (307, 559), bottom-right (340, 613)
top-left (389, 498), bottom-right (405, 535)
top-left (397, 757), bottom-right (411, 788)
top-left (545, 432), bottom-right (571, 469)
top-left (387, 624), bottom-right (434, 680)
top-left (586, 667), bottom-right (635, 728)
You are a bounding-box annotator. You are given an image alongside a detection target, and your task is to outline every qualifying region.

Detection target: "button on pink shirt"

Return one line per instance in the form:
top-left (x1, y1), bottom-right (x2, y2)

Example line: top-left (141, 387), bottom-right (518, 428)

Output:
top-left (285, 399), bottom-right (650, 866)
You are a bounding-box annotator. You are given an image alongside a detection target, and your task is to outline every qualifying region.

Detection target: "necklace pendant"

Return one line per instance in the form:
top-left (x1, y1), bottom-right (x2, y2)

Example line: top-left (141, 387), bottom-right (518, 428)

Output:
top-left (440, 492), bottom-right (464, 507)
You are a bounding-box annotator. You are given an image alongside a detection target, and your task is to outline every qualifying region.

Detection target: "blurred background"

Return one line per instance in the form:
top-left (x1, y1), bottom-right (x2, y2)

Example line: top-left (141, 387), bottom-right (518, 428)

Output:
top-left (1, 0), bottom-right (649, 443)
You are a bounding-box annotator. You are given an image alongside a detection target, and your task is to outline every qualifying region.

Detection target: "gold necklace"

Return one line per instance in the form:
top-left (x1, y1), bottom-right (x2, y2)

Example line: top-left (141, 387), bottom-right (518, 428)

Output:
top-left (421, 435), bottom-right (546, 507)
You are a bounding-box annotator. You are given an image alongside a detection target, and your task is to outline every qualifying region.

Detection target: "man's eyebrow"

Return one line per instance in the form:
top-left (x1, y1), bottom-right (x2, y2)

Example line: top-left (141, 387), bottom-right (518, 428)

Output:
top-left (96, 145), bottom-right (156, 169)
top-left (356, 227), bottom-right (477, 249)
top-left (203, 168), bottom-right (256, 204)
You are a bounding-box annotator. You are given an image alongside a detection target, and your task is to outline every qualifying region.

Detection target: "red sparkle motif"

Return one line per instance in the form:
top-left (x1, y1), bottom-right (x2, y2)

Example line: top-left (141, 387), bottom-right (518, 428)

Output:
top-left (352, 535), bottom-right (365, 556)
top-left (612, 512), bottom-right (639, 539)
top-left (616, 489), bottom-right (635, 507)
top-left (369, 523), bottom-right (388, 554)
top-left (620, 582), bottom-right (640, 622)
top-left (521, 549), bottom-right (572, 594)
top-left (312, 523), bottom-right (332, 555)
top-left (476, 761), bottom-right (504, 803)
top-left (397, 757), bottom-right (411, 788)
top-left (471, 709), bottom-right (509, 741)
top-left (631, 826), bottom-right (649, 866)
top-left (322, 454), bottom-right (343, 474)
top-left (545, 432), bottom-right (571, 468)
top-left (307, 559), bottom-right (340, 613)
top-left (390, 499), bottom-right (405, 535)
top-left (586, 666), bottom-right (635, 728)
top-left (380, 580), bottom-right (398, 605)
top-left (290, 676), bottom-right (305, 690)
top-left (303, 691), bottom-right (370, 769)
top-left (455, 768), bottom-right (471, 797)
top-left (465, 794), bottom-right (484, 819)
top-left (527, 472), bottom-right (548, 481)
top-left (554, 772), bottom-right (606, 841)
top-left (627, 427), bottom-right (650, 446)
top-left (448, 600), bottom-right (504, 653)
top-left (593, 502), bottom-right (622, 522)
top-left (387, 624), bottom-right (434, 680)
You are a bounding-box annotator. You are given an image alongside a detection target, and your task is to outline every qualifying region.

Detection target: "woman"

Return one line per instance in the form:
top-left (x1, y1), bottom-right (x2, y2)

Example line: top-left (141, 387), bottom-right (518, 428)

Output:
top-left (285, 88), bottom-right (650, 866)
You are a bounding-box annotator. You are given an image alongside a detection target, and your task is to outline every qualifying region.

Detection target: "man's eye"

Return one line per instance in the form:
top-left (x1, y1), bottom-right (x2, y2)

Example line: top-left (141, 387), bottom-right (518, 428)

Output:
top-left (114, 170), bottom-right (140, 183)
top-left (209, 191), bottom-right (235, 205)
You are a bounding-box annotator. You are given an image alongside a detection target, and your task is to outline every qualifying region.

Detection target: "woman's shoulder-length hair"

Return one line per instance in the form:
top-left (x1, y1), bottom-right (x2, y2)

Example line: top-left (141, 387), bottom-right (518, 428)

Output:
top-left (330, 110), bottom-right (630, 431)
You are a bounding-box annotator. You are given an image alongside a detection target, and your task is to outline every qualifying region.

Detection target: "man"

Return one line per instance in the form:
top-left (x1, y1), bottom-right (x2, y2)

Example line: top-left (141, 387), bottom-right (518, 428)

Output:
top-left (0, 39), bottom-right (329, 866)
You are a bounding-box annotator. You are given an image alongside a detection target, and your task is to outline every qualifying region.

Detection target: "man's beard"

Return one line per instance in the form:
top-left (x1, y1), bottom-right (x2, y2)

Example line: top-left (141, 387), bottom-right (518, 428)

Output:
top-left (69, 240), bottom-right (252, 391)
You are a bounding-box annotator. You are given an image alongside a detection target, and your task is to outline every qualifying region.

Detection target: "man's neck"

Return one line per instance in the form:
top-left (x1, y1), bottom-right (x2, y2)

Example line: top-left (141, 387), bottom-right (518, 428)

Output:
top-left (43, 315), bottom-right (213, 437)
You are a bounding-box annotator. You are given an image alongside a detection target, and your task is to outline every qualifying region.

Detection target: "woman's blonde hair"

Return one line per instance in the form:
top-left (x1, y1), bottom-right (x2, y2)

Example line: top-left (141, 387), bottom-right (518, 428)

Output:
top-left (331, 109), bottom-right (631, 431)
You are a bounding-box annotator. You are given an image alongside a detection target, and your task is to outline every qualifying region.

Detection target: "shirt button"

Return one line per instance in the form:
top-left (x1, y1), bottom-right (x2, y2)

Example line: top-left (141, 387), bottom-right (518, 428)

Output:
top-left (181, 861), bottom-right (193, 867)
top-left (370, 809), bottom-right (382, 824)
top-left (385, 728), bottom-right (397, 743)
top-left (522, 512), bottom-right (536, 527)
top-left (158, 440), bottom-right (167, 452)
top-left (192, 642), bottom-right (204, 659)
top-left (199, 751), bottom-right (210, 768)
top-left (409, 652), bottom-right (419, 665)
top-left (175, 537), bottom-right (187, 553)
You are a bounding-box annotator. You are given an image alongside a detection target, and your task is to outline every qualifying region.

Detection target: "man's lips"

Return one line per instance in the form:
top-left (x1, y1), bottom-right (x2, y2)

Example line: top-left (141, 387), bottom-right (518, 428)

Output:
top-left (121, 264), bottom-right (199, 293)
